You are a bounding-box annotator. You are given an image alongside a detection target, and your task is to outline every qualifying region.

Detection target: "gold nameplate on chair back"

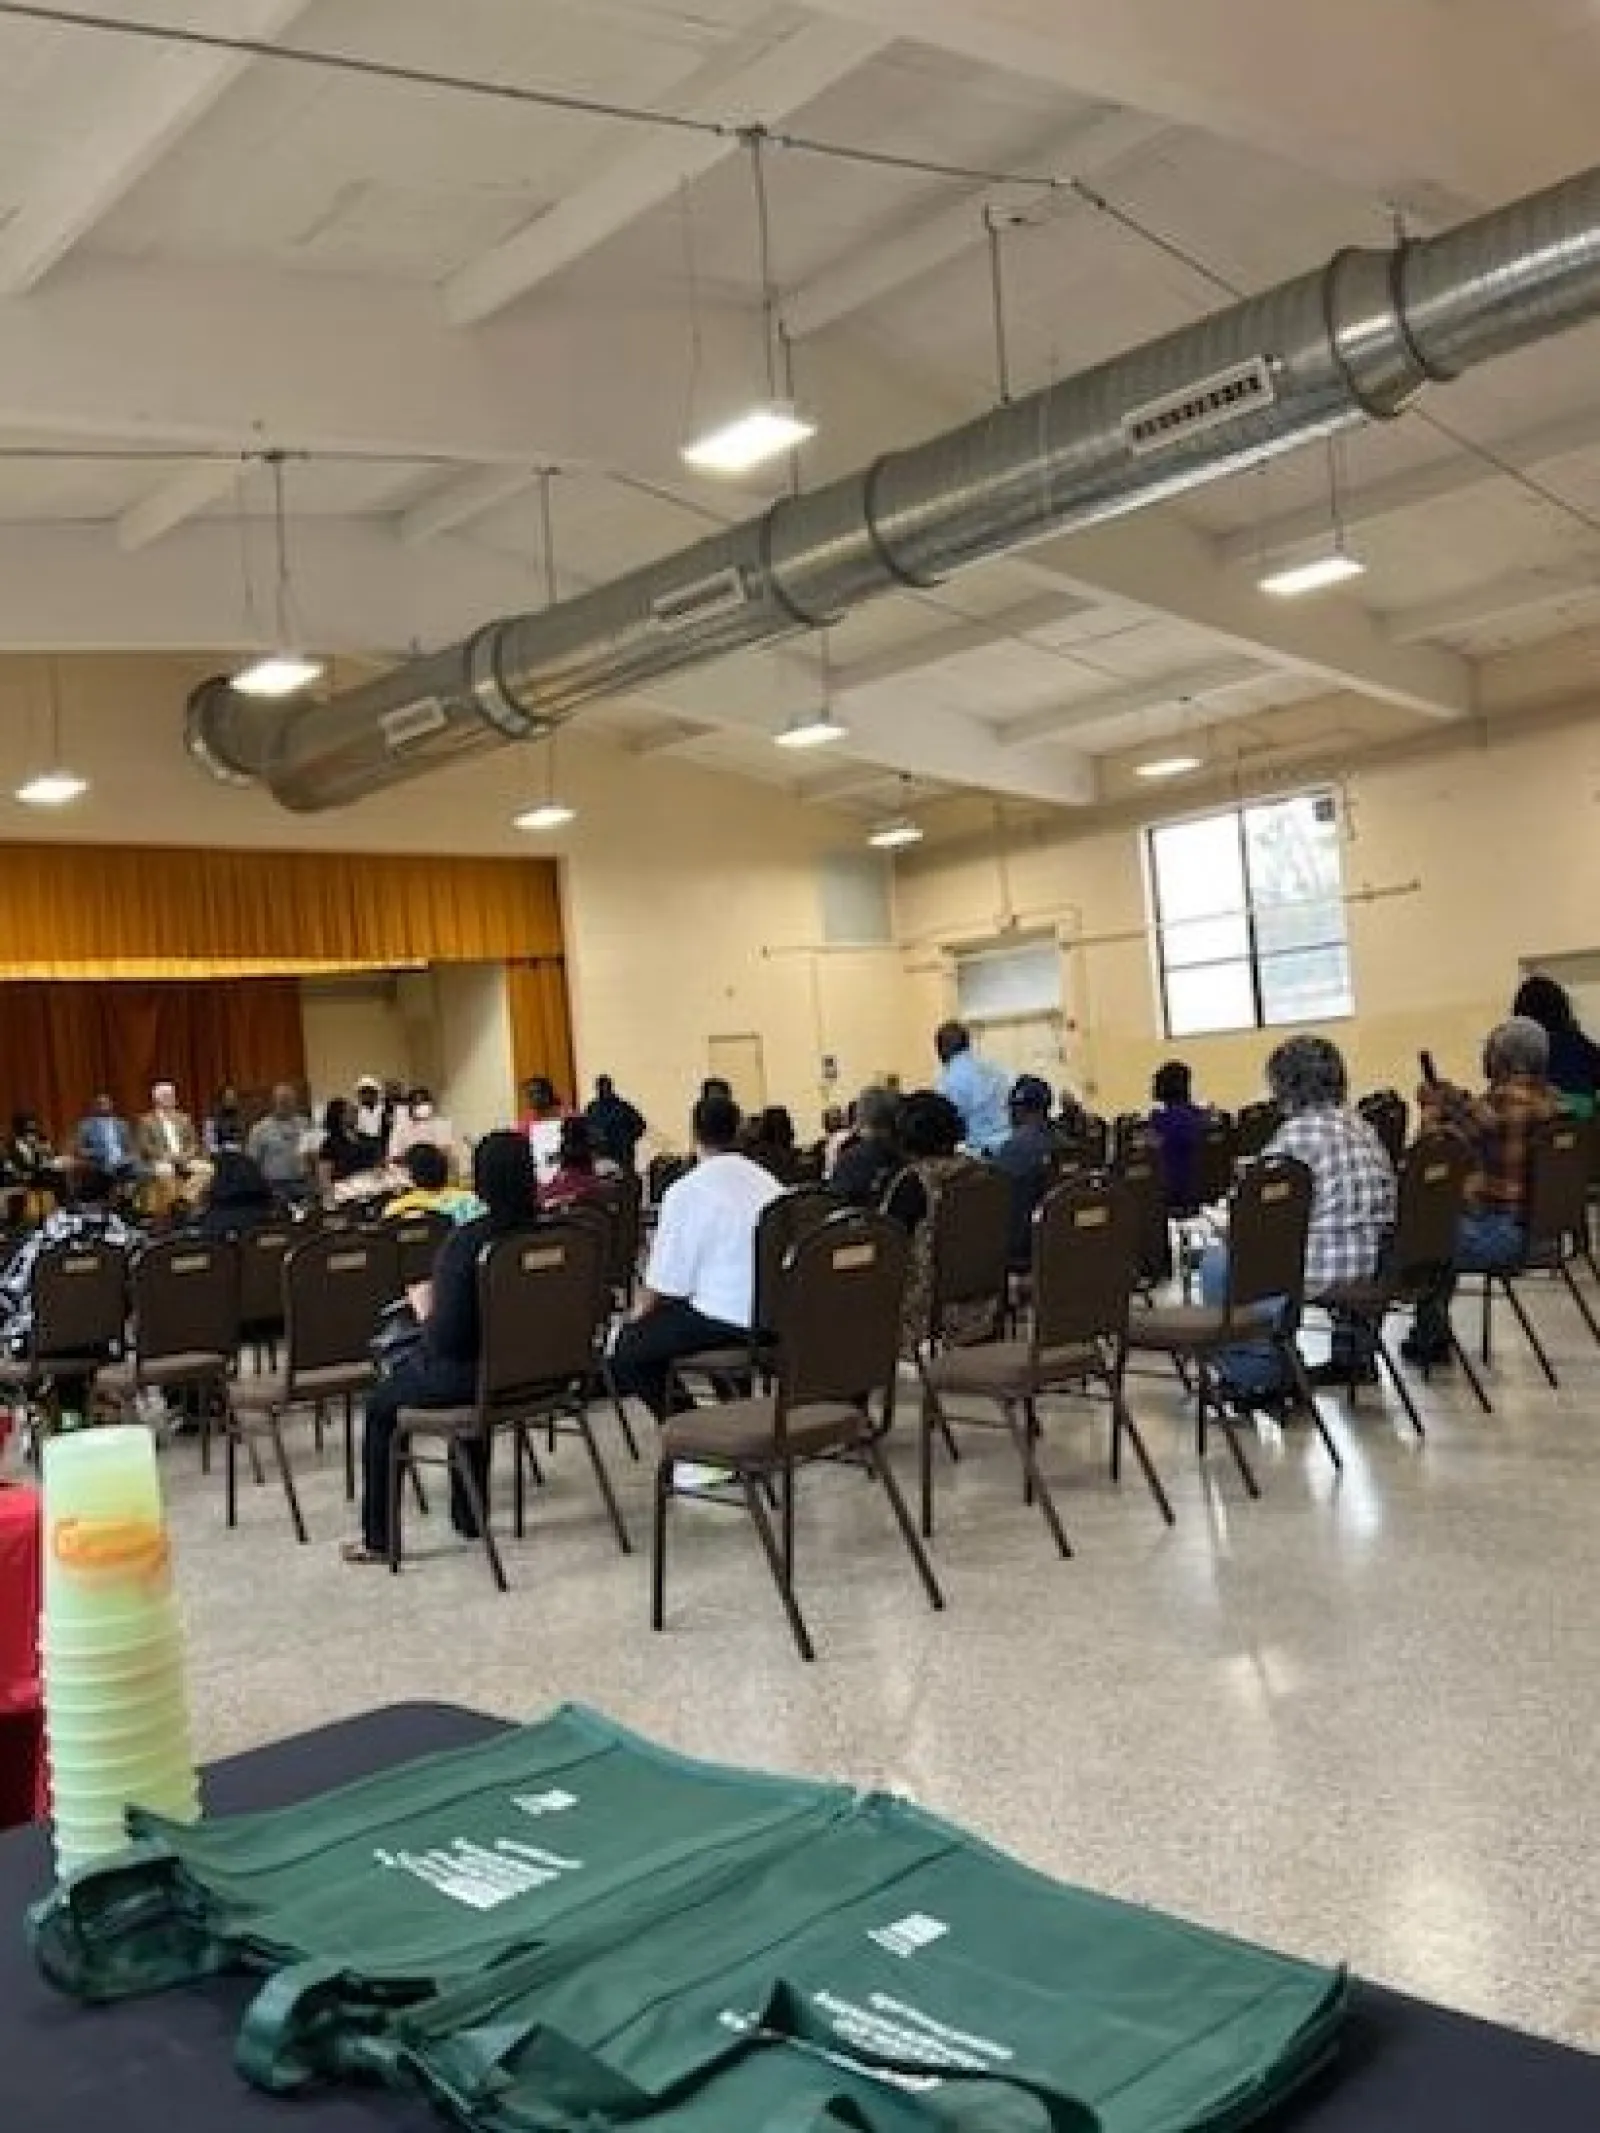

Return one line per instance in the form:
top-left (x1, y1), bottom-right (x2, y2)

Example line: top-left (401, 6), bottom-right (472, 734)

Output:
top-left (521, 1244), bottom-right (566, 1272)
top-left (777, 1211), bottom-right (908, 1418)
top-left (830, 1241), bottom-right (877, 1271)
top-left (480, 1222), bottom-right (606, 1403)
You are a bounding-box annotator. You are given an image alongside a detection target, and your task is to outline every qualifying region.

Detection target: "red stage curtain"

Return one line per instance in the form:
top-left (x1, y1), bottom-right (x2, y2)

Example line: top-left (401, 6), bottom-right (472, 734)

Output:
top-left (0, 978), bottom-right (307, 1141)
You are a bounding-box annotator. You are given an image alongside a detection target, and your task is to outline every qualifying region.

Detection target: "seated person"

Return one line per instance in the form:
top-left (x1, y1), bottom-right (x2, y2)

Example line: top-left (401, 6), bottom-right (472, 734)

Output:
top-left (0, 1165), bottom-right (137, 1358)
top-left (1406, 1016), bottom-right (1561, 1364)
top-left (186, 1150), bottom-right (277, 1240)
top-left (388, 1087), bottom-right (456, 1167)
top-left (5, 1110), bottom-right (70, 1210)
top-left (344, 1131), bottom-right (538, 1565)
top-left (317, 1097), bottom-right (369, 1191)
top-left (883, 1091), bottom-right (990, 1355)
top-left (137, 1081), bottom-right (210, 1209)
top-left (1200, 1036), bottom-right (1396, 1401)
top-left (384, 1142), bottom-right (484, 1225)
top-left (610, 1095), bottom-right (781, 1423)
top-left (75, 1092), bottom-right (139, 1181)
top-left (583, 1075), bottom-right (646, 1174)
top-left (743, 1104), bottom-right (800, 1185)
top-left (540, 1118), bottom-right (612, 1211)
top-left (204, 1085), bottom-right (246, 1156)
top-left (830, 1086), bottom-right (902, 1208)
top-left (1147, 1059), bottom-right (1207, 1210)
top-left (1511, 973), bottom-right (1600, 1118)
top-left (994, 1074), bottom-right (1058, 1268)
top-left (351, 1076), bottom-right (394, 1168)
top-left (246, 1083), bottom-right (314, 1200)
top-left (820, 1103), bottom-right (852, 1178)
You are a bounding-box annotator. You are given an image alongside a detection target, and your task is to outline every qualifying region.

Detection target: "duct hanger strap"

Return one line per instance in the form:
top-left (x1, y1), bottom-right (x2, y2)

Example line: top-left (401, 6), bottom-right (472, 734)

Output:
top-left (466, 625), bottom-right (542, 740)
top-left (1322, 247), bottom-right (1437, 418)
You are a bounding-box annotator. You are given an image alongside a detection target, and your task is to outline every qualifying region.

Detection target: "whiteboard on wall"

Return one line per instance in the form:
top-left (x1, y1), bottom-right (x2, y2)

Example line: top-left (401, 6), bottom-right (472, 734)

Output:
top-left (954, 939), bottom-right (1062, 1023)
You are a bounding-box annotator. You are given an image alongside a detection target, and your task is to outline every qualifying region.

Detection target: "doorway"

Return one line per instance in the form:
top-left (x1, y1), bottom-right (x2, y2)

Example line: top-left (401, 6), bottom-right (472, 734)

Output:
top-left (707, 1033), bottom-right (767, 1113)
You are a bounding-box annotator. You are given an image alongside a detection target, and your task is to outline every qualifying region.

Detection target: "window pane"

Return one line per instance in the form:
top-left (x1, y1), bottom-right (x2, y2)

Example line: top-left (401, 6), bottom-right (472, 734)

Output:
top-left (1254, 894), bottom-right (1346, 956)
top-left (1244, 795), bottom-right (1344, 910)
top-left (1164, 960), bottom-right (1258, 1037)
top-left (1161, 914), bottom-right (1251, 969)
top-left (1259, 946), bottom-right (1354, 1026)
top-left (1149, 814), bottom-right (1246, 923)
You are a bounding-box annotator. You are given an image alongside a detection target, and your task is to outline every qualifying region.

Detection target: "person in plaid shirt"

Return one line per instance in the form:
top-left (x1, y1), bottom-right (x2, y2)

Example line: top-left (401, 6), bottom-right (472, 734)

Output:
top-left (1405, 1016), bottom-right (1560, 1362)
top-left (1202, 1036), bottom-right (1395, 1400)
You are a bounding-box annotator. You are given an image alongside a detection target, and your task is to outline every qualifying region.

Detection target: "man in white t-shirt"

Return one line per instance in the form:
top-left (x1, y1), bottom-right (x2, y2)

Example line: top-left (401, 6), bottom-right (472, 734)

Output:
top-left (610, 1093), bottom-right (782, 1421)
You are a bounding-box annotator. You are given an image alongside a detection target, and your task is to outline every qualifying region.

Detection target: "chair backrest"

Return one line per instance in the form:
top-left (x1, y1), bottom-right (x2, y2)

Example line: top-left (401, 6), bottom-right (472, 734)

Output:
top-left (1114, 1145), bottom-right (1171, 1283)
top-left (1032, 1175), bottom-right (1138, 1353)
top-left (476, 1220), bottom-right (607, 1405)
top-left (1225, 1155), bottom-right (1312, 1317)
top-left (927, 1163), bottom-right (1012, 1340)
top-left (388, 1209), bottom-right (452, 1290)
top-left (590, 1173), bottom-right (643, 1293)
top-left (130, 1237), bottom-right (239, 1364)
top-left (752, 1188), bottom-right (839, 1334)
top-left (1192, 1114), bottom-right (1239, 1206)
top-left (1234, 1100), bottom-right (1283, 1161)
top-left (283, 1230), bottom-right (392, 1381)
top-left (1357, 1090), bottom-right (1409, 1165)
top-left (1386, 1133), bottom-right (1470, 1295)
top-left (646, 1152), bottom-right (691, 1207)
top-left (774, 1209), bottom-right (908, 1426)
top-left (236, 1224), bottom-right (295, 1329)
top-left (30, 1241), bottom-right (128, 1361)
top-left (1524, 1116), bottom-right (1592, 1254)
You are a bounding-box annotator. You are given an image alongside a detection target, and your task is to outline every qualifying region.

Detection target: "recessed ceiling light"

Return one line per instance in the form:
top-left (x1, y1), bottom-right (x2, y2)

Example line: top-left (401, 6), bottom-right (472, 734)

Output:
top-left (1258, 552), bottom-right (1366, 598)
top-left (1134, 755), bottom-right (1203, 781)
top-left (774, 710), bottom-right (849, 750)
top-left (514, 801), bottom-right (577, 831)
top-left (15, 770), bottom-right (88, 807)
top-left (230, 654), bottom-right (325, 698)
top-left (681, 402), bottom-right (816, 475)
top-left (867, 818), bottom-right (924, 850)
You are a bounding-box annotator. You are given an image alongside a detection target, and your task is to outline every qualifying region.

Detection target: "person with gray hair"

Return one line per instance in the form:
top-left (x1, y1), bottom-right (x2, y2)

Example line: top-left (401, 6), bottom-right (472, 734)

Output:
top-left (1405, 1016), bottom-right (1561, 1363)
top-left (1200, 1034), bottom-right (1396, 1399)
top-left (829, 1085), bottom-right (903, 1207)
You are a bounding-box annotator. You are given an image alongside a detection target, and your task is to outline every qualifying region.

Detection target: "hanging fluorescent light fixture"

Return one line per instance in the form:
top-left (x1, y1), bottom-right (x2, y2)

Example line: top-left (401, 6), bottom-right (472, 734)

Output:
top-left (683, 401), bottom-right (815, 475)
top-left (231, 453), bottom-right (323, 696)
top-left (16, 659), bottom-right (87, 806)
top-left (1258, 551), bottom-right (1366, 598)
top-left (514, 481), bottom-right (577, 831)
top-left (868, 818), bottom-right (924, 850)
top-left (514, 799), bottom-right (576, 831)
top-left (1135, 754), bottom-right (1203, 780)
top-left (775, 631), bottom-right (847, 748)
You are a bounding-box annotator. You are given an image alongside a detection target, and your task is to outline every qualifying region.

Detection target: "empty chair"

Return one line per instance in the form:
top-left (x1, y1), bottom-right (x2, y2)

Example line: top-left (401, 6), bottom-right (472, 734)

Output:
top-left (1235, 1101), bottom-right (1283, 1161)
top-left (0, 1241), bottom-right (128, 1434)
top-left (225, 1229), bottom-right (389, 1539)
top-left (1190, 1114), bottom-right (1239, 1209)
top-left (236, 1222), bottom-right (295, 1370)
top-left (1357, 1091), bottom-right (1409, 1166)
top-left (590, 1171), bottom-right (644, 1307)
top-left (1115, 1144), bottom-right (1172, 1292)
top-left (1468, 1117), bottom-right (1600, 1386)
top-left (388, 1208), bottom-right (452, 1290)
top-left (94, 1238), bottom-right (239, 1456)
top-left (920, 1175), bottom-right (1173, 1553)
top-left (388, 1219), bottom-right (631, 1590)
top-left (652, 1209), bottom-right (942, 1663)
top-left (1126, 1156), bottom-right (1335, 1493)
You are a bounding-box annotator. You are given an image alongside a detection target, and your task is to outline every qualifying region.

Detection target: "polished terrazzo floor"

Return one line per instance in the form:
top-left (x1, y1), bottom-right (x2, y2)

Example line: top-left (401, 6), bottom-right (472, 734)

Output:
top-left (163, 1284), bottom-right (1600, 2055)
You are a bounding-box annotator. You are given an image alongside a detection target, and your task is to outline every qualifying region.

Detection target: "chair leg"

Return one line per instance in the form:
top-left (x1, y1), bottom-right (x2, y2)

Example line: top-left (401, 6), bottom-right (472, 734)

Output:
top-left (742, 1473), bottom-right (815, 1661)
top-left (409, 1462), bottom-right (431, 1515)
top-left (343, 1394), bottom-right (356, 1502)
top-left (602, 1360), bottom-right (640, 1461)
top-left (1200, 1366), bottom-right (1261, 1499)
top-left (1110, 1377), bottom-right (1174, 1526)
top-left (224, 1422), bottom-right (239, 1529)
top-left (451, 1439), bottom-right (507, 1592)
top-left (387, 1437), bottom-right (406, 1573)
top-left (267, 1414), bottom-right (307, 1545)
top-left (1006, 1400), bottom-right (1071, 1557)
top-left (918, 1384), bottom-right (943, 1540)
top-left (1559, 1261), bottom-right (1600, 1348)
top-left (1501, 1276), bottom-right (1559, 1388)
top-left (1450, 1329), bottom-right (1495, 1415)
top-left (1373, 1334), bottom-right (1425, 1439)
top-left (1286, 1347), bottom-right (1343, 1473)
top-left (863, 1436), bottom-right (945, 1612)
top-left (578, 1408), bottom-right (633, 1555)
top-left (1479, 1277), bottom-right (1493, 1366)
top-left (650, 1459), bottom-right (671, 1630)
top-left (779, 1459), bottom-right (795, 1582)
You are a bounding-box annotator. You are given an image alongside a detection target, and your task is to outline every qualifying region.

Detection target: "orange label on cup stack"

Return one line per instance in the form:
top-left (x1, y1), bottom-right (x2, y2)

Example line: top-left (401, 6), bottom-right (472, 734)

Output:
top-left (52, 1516), bottom-right (171, 1589)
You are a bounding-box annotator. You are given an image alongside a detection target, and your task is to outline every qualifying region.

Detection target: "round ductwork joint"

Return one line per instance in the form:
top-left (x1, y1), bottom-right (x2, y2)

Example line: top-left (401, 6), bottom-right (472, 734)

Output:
top-left (1325, 246), bottom-right (1435, 418)
top-left (184, 677), bottom-right (258, 787)
top-left (467, 625), bottom-right (538, 740)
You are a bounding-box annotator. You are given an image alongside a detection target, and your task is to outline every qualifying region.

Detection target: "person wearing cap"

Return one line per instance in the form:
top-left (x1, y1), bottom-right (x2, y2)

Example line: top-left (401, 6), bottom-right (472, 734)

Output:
top-left (934, 1020), bottom-right (1011, 1155)
top-left (351, 1075), bottom-right (393, 1168)
top-left (994, 1074), bottom-right (1059, 1267)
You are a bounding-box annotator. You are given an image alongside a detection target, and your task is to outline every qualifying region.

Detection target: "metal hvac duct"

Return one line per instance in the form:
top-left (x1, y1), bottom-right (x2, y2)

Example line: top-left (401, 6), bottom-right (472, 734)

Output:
top-left (191, 161), bottom-right (1600, 813)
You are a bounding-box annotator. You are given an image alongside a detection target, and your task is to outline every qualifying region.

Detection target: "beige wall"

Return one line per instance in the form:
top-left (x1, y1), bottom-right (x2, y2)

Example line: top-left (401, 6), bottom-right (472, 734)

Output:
top-left (431, 963), bottom-right (515, 1141)
top-left (299, 976), bottom-right (412, 1114)
top-left (895, 710), bottom-right (1600, 1115)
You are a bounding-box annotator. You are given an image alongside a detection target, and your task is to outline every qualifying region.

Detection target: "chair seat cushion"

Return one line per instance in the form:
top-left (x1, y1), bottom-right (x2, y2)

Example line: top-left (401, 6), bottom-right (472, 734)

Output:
top-left (230, 1360), bottom-right (374, 1410)
top-left (96, 1352), bottom-right (228, 1392)
top-left (0, 1353), bottom-right (109, 1386)
top-left (671, 1341), bottom-right (763, 1378)
top-left (661, 1398), bottom-right (864, 1466)
top-left (1127, 1305), bottom-right (1233, 1350)
top-left (926, 1340), bottom-right (1098, 1396)
top-left (396, 1404), bottom-right (479, 1436)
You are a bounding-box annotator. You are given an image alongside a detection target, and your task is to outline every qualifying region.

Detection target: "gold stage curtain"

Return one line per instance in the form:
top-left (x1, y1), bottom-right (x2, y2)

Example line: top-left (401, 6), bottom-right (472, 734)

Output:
top-left (0, 978), bottom-right (307, 1142)
top-left (0, 844), bottom-right (563, 977)
top-left (507, 959), bottom-right (577, 1110)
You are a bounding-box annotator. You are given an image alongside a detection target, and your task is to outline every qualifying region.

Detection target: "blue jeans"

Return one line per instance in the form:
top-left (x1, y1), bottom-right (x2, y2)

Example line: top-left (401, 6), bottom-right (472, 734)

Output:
top-left (1412, 1210), bottom-right (1525, 1350)
top-left (1199, 1243), bottom-right (1291, 1396)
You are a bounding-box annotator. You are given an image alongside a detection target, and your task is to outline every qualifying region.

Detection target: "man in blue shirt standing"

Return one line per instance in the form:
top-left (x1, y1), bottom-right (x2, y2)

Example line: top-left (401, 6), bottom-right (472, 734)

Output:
top-left (935, 1021), bottom-right (1011, 1155)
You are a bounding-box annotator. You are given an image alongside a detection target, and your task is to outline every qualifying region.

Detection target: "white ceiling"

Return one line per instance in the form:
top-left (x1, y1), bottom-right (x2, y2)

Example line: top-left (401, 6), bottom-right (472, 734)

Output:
top-left (0, 0), bottom-right (1597, 820)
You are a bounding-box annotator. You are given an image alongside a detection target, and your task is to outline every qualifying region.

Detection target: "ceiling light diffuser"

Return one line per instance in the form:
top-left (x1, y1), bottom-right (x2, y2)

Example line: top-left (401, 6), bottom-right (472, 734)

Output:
top-left (681, 402), bottom-right (816, 475)
top-left (514, 801), bottom-right (577, 831)
top-left (15, 770), bottom-right (88, 807)
top-left (1135, 755), bottom-right (1203, 780)
top-left (230, 654), bottom-right (326, 699)
top-left (1258, 552), bottom-right (1366, 598)
top-left (867, 818), bottom-right (924, 850)
top-left (774, 710), bottom-right (849, 750)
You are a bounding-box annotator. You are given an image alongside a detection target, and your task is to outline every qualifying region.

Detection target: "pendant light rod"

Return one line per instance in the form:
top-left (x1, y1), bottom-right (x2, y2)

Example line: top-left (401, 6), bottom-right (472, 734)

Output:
top-left (985, 208), bottom-right (1015, 407)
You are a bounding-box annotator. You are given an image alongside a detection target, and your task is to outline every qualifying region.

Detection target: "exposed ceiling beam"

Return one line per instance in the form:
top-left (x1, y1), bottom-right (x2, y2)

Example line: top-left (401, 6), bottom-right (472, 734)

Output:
top-left (399, 467), bottom-right (543, 547)
top-left (444, 18), bottom-right (889, 327)
top-left (115, 457), bottom-right (248, 553)
top-left (1382, 566), bottom-right (1600, 644)
top-left (798, 765), bottom-right (905, 806)
top-left (833, 588), bottom-right (1095, 692)
top-left (1001, 655), bottom-right (1265, 745)
top-left (0, 0), bottom-right (313, 296)
top-left (1219, 409), bottom-right (1600, 566)
top-left (794, 0), bottom-right (1594, 200)
top-left (625, 721), bottom-right (723, 756)
top-left (784, 107), bottom-right (1168, 340)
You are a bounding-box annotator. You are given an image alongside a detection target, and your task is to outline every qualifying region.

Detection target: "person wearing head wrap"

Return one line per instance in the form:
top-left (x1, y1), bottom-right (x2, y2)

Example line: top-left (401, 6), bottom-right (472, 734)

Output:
top-left (1405, 1016), bottom-right (1562, 1363)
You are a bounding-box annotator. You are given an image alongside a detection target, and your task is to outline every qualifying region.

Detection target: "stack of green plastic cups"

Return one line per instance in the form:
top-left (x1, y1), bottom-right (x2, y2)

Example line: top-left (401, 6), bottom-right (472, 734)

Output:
top-left (40, 1425), bottom-right (200, 1880)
